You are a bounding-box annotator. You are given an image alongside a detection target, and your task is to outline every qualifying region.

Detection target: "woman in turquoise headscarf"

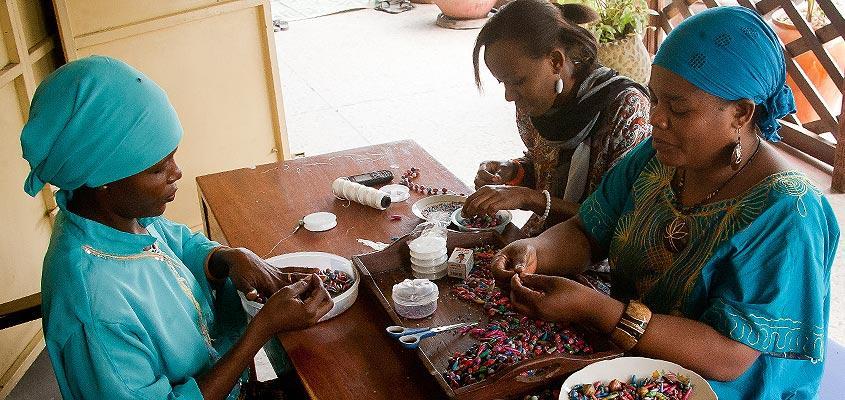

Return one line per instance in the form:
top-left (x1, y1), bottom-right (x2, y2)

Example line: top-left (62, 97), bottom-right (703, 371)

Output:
top-left (488, 7), bottom-right (838, 399)
top-left (22, 56), bottom-right (333, 400)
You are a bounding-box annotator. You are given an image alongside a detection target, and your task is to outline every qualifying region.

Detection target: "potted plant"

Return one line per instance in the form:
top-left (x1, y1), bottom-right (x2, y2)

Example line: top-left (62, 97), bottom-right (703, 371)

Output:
top-left (559, 0), bottom-right (655, 84)
top-left (433, 0), bottom-right (498, 20)
top-left (770, 0), bottom-right (845, 125)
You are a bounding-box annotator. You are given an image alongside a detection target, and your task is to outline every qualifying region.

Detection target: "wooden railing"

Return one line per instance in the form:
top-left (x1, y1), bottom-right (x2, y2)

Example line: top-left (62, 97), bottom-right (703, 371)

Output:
top-left (645, 0), bottom-right (845, 192)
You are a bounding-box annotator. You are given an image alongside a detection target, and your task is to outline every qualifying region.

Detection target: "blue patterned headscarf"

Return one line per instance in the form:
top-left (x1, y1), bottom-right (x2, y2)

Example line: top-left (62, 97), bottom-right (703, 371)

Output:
top-left (21, 56), bottom-right (182, 196)
top-left (653, 6), bottom-right (796, 141)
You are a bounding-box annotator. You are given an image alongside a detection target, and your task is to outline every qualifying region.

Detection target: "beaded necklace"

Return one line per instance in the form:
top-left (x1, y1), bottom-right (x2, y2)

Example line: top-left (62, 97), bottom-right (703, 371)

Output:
top-left (663, 136), bottom-right (762, 253)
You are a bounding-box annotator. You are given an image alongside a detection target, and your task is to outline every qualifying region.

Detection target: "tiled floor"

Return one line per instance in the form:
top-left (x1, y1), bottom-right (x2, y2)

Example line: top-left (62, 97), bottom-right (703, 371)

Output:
top-left (8, 3), bottom-right (845, 398)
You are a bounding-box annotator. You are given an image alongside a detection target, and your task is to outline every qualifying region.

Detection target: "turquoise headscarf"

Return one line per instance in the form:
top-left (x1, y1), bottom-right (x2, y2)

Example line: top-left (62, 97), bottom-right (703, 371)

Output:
top-left (21, 55), bottom-right (182, 196)
top-left (653, 6), bottom-right (796, 141)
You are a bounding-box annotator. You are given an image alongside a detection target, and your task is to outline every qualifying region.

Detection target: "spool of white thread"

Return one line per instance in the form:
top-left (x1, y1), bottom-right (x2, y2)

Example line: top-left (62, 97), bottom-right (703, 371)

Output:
top-left (332, 178), bottom-right (392, 210)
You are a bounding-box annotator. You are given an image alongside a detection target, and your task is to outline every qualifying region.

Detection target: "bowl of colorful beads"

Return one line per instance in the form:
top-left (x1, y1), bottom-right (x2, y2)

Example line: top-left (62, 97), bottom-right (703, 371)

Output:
top-left (560, 357), bottom-right (717, 400)
top-left (450, 207), bottom-right (512, 234)
top-left (238, 251), bottom-right (359, 322)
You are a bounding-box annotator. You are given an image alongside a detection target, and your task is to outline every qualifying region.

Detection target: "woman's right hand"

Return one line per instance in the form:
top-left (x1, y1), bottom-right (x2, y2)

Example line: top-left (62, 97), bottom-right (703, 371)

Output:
top-left (254, 274), bottom-right (333, 336)
top-left (474, 160), bottom-right (516, 189)
top-left (489, 240), bottom-right (538, 288)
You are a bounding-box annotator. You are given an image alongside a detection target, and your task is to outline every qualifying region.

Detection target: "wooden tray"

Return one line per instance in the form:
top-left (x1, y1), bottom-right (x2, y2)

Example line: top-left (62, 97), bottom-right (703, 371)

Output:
top-left (352, 227), bottom-right (623, 400)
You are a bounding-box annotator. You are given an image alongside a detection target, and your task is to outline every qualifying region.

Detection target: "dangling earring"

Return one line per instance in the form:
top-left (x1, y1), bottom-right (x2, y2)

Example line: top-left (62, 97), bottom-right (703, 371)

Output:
top-left (730, 128), bottom-right (743, 171)
top-left (555, 74), bottom-right (564, 94)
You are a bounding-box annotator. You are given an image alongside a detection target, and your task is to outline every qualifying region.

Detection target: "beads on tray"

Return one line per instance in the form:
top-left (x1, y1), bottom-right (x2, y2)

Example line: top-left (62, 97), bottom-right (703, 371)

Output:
top-left (442, 246), bottom-right (594, 389)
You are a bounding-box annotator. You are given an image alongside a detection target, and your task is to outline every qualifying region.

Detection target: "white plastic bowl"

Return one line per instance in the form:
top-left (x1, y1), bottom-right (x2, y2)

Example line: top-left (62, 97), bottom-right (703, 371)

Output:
top-left (238, 251), bottom-right (359, 322)
top-left (451, 207), bottom-right (512, 234)
top-left (560, 357), bottom-right (717, 400)
top-left (411, 194), bottom-right (466, 222)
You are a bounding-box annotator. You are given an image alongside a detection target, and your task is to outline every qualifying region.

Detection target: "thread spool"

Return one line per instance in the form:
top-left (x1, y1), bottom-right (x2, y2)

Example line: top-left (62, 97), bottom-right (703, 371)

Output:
top-left (332, 178), bottom-right (392, 210)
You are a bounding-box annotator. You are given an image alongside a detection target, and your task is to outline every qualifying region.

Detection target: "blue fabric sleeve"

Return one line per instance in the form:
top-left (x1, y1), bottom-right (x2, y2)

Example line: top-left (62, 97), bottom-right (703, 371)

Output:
top-left (700, 182), bottom-right (839, 361)
top-left (579, 138), bottom-right (656, 250)
top-left (52, 324), bottom-right (204, 400)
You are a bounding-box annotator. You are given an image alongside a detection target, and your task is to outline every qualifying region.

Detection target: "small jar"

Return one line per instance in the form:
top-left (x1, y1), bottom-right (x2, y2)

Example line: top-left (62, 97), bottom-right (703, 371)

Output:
top-left (411, 267), bottom-right (447, 280)
top-left (392, 279), bottom-right (439, 319)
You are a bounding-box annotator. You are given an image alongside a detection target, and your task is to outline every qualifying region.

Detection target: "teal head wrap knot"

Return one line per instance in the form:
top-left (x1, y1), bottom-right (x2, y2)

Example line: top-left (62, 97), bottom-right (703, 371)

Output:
top-left (20, 55), bottom-right (182, 196)
top-left (652, 6), bottom-right (796, 141)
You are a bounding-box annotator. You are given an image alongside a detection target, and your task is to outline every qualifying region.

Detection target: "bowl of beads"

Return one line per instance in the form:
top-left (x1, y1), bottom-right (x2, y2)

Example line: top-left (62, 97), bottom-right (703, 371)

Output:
top-left (238, 251), bottom-right (359, 322)
top-left (560, 357), bottom-right (717, 400)
top-left (411, 194), bottom-right (466, 223)
top-left (450, 207), bottom-right (512, 234)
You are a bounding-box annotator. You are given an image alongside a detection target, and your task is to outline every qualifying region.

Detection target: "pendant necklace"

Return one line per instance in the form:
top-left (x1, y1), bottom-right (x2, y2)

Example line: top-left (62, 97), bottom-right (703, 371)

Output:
top-left (663, 136), bottom-right (762, 253)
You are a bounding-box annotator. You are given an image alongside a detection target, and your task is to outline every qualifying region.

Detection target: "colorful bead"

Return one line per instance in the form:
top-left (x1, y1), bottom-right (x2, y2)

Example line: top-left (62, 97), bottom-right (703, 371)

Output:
top-left (460, 214), bottom-right (502, 229)
top-left (567, 371), bottom-right (693, 400)
top-left (318, 268), bottom-right (354, 297)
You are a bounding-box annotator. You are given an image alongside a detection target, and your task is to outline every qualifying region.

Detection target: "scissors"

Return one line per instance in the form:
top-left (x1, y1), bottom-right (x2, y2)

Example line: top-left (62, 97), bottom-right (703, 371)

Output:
top-left (386, 322), bottom-right (477, 349)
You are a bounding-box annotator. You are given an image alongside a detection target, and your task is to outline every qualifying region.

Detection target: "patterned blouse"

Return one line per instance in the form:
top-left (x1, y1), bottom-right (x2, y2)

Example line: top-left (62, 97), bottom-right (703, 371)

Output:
top-left (516, 87), bottom-right (651, 235)
top-left (580, 138), bottom-right (839, 399)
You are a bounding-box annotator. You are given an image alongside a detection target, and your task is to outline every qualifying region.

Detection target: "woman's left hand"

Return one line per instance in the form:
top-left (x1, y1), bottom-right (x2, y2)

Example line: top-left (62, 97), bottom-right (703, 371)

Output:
top-left (212, 247), bottom-right (319, 303)
top-left (509, 273), bottom-right (595, 325)
top-left (463, 185), bottom-right (544, 218)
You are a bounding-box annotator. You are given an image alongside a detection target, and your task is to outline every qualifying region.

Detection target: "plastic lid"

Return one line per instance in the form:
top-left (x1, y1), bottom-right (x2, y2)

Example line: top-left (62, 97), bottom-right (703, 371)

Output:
top-left (381, 184), bottom-right (410, 203)
top-left (392, 279), bottom-right (439, 306)
top-left (303, 212), bottom-right (337, 231)
top-left (408, 236), bottom-right (446, 254)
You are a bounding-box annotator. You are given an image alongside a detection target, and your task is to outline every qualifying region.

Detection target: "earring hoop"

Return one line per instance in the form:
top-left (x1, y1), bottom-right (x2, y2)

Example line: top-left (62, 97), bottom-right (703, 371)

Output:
top-left (730, 127), bottom-right (743, 170)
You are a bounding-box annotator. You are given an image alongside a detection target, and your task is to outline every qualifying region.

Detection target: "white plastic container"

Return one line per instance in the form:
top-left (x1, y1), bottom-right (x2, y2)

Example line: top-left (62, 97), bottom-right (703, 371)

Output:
top-left (392, 279), bottom-right (439, 319)
top-left (238, 252), bottom-right (358, 322)
top-left (409, 248), bottom-right (447, 261)
top-left (411, 266), bottom-right (448, 280)
top-left (408, 236), bottom-right (447, 254)
top-left (411, 254), bottom-right (448, 268)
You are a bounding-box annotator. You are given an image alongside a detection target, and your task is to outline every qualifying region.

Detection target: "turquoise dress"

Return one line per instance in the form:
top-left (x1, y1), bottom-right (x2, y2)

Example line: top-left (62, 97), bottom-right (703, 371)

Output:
top-left (42, 192), bottom-right (247, 399)
top-left (579, 138), bottom-right (839, 399)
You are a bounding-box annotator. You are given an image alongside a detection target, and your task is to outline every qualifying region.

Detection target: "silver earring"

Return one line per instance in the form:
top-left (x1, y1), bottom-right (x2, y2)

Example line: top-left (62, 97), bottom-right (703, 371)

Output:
top-left (555, 74), bottom-right (564, 94)
top-left (100, 185), bottom-right (108, 190)
top-left (730, 129), bottom-right (742, 170)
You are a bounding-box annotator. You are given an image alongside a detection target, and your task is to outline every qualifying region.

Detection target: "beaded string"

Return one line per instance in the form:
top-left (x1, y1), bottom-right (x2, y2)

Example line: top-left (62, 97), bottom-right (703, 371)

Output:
top-left (442, 246), bottom-right (593, 389)
top-left (400, 167), bottom-right (464, 196)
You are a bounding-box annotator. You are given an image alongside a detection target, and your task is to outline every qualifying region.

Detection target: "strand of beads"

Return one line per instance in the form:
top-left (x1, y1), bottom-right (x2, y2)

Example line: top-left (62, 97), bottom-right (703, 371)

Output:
top-left (568, 371), bottom-right (693, 400)
top-left (318, 268), bottom-right (354, 297)
top-left (400, 167), bottom-right (452, 196)
top-left (442, 246), bottom-right (593, 389)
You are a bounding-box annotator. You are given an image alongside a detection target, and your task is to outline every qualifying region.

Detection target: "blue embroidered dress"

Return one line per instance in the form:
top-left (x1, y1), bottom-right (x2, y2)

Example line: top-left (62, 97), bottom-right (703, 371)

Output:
top-left (42, 192), bottom-right (247, 399)
top-left (579, 138), bottom-right (839, 399)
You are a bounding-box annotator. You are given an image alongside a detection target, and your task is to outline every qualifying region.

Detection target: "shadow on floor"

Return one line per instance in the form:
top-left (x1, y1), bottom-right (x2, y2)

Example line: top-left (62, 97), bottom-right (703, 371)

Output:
top-left (8, 349), bottom-right (60, 400)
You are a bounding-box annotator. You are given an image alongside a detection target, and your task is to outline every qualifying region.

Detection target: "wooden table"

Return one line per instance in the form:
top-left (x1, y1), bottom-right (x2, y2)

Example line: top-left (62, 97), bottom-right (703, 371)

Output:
top-left (196, 140), bottom-right (474, 399)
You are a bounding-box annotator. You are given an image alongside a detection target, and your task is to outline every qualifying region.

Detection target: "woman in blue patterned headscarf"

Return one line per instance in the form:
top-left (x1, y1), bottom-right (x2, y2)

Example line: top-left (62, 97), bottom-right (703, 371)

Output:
top-left (23, 56), bottom-right (333, 400)
top-left (484, 7), bottom-right (838, 399)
